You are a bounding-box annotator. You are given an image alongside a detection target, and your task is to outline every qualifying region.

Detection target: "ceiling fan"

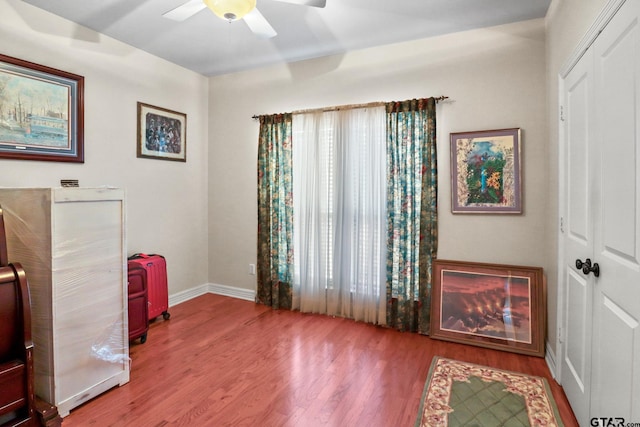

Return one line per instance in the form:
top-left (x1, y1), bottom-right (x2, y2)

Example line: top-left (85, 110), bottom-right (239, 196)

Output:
top-left (163, 0), bottom-right (326, 39)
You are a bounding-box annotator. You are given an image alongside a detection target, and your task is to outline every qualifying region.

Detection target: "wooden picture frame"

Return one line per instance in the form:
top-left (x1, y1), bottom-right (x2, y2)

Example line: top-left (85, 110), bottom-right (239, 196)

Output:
top-left (450, 128), bottom-right (521, 213)
top-left (137, 102), bottom-right (186, 162)
top-left (0, 54), bottom-right (84, 163)
top-left (430, 259), bottom-right (545, 357)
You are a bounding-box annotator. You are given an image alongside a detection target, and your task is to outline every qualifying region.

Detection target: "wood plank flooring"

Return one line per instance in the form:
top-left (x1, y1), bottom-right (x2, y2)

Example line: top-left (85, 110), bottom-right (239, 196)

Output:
top-left (62, 294), bottom-right (578, 426)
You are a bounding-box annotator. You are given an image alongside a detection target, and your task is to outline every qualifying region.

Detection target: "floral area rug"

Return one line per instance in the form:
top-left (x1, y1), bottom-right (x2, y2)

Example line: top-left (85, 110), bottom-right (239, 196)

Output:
top-left (415, 357), bottom-right (564, 427)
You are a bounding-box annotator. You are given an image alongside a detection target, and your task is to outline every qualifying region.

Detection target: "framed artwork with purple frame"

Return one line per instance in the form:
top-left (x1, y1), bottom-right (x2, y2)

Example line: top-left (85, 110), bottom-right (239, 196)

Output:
top-left (450, 128), bottom-right (522, 213)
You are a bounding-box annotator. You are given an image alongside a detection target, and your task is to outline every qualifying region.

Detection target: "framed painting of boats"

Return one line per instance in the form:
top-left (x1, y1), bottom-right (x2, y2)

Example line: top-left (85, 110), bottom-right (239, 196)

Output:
top-left (0, 54), bottom-right (84, 162)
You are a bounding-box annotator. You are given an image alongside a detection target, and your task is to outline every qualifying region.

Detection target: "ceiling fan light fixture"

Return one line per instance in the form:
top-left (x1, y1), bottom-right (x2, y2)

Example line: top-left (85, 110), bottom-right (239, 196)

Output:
top-left (203, 0), bottom-right (257, 22)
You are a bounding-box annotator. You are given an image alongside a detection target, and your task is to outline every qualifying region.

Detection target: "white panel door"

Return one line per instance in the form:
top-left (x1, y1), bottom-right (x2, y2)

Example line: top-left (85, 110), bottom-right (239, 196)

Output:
top-left (561, 0), bottom-right (640, 423)
top-left (561, 47), bottom-right (595, 426)
top-left (590, 0), bottom-right (640, 419)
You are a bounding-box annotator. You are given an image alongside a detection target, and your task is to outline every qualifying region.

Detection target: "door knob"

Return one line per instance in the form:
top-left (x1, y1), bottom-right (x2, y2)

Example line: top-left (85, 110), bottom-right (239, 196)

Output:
top-left (575, 258), bottom-right (600, 277)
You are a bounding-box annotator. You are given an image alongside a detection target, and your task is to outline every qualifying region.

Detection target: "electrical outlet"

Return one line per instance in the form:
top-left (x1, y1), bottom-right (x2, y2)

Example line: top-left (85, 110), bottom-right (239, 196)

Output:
top-left (249, 264), bottom-right (256, 275)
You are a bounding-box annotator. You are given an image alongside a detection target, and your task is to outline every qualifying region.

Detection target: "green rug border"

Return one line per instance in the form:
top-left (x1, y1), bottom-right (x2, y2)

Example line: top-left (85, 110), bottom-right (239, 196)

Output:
top-left (414, 356), bottom-right (565, 427)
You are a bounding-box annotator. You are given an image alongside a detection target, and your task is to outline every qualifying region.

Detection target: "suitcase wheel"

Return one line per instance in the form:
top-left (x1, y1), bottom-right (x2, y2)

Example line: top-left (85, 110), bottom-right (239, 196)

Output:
top-left (140, 333), bottom-right (147, 344)
top-left (162, 311), bottom-right (171, 321)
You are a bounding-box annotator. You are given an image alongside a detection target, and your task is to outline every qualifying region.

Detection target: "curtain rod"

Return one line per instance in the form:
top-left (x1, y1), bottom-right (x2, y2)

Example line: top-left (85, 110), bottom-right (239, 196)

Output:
top-left (252, 96), bottom-right (449, 120)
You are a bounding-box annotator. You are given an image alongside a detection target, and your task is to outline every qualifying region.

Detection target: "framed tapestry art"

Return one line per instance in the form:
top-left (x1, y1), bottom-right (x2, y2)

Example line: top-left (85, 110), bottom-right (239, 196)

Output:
top-left (450, 128), bottom-right (521, 213)
top-left (137, 102), bottom-right (186, 162)
top-left (0, 54), bottom-right (84, 162)
top-left (430, 259), bottom-right (545, 357)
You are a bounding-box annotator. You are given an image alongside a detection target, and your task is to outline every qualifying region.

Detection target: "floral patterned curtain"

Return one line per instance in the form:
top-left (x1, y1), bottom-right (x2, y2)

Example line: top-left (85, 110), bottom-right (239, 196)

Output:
top-left (256, 113), bottom-right (294, 309)
top-left (385, 98), bottom-right (438, 334)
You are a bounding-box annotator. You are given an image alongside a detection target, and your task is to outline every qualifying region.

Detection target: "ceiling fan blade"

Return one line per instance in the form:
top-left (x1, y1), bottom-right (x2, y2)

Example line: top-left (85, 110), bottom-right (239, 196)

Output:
top-left (163, 0), bottom-right (207, 21)
top-left (244, 8), bottom-right (277, 39)
top-left (272, 0), bottom-right (326, 7)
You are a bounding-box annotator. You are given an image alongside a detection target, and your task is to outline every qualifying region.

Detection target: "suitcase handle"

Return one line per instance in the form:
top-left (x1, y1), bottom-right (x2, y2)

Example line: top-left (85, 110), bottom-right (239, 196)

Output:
top-left (129, 253), bottom-right (150, 259)
top-left (129, 253), bottom-right (164, 260)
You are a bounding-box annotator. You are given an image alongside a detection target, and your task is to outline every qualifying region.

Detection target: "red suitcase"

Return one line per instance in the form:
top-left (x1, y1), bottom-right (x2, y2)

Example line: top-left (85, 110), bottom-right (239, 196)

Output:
top-left (127, 262), bottom-right (149, 343)
top-left (128, 254), bottom-right (171, 321)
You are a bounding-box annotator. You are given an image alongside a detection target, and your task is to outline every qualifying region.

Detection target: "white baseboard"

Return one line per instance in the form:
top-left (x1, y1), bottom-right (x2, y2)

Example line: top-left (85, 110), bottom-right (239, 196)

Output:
top-left (545, 341), bottom-right (558, 381)
top-left (207, 283), bottom-right (255, 301)
top-left (168, 283), bottom-right (210, 307)
top-left (168, 282), bottom-right (255, 307)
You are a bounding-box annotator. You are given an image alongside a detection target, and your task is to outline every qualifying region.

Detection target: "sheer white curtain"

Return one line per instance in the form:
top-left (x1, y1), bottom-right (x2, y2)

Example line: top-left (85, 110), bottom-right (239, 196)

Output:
top-left (292, 106), bottom-right (387, 325)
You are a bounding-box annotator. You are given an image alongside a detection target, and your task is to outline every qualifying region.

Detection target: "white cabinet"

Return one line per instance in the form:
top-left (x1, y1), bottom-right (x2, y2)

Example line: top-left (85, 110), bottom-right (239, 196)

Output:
top-left (0, 188), bottom-right (129, 417)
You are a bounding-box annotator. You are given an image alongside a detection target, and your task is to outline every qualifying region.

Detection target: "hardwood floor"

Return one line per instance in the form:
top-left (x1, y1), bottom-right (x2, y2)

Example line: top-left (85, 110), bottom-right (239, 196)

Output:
top-left (62, 294), bottom-right (578, 426)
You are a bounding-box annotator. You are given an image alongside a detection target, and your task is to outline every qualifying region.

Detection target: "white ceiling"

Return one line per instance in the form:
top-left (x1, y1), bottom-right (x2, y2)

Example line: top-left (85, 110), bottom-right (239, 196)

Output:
top-left (21, 0), bottom-right (551, 77)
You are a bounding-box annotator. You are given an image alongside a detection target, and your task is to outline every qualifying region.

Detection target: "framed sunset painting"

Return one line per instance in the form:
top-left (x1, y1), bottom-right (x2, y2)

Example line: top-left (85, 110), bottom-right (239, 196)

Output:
top-left (430, 259), bottom-right (545, 357)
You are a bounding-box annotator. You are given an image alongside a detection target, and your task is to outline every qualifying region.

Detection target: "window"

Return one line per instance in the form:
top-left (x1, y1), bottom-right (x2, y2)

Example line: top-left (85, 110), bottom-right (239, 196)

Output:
top-left (292, 107), bottom-right (387, 323)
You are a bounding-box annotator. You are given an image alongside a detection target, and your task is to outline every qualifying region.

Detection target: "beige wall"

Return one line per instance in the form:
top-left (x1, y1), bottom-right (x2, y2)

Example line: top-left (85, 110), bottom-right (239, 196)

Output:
top-left (544, 0), bottom-right (607, 359)
top-left (2, 0), bottom-right (612, 363)
top-left (208, 17), bottom-right (551, 337)
top-left (0, 0), bottom-right (210, 295)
